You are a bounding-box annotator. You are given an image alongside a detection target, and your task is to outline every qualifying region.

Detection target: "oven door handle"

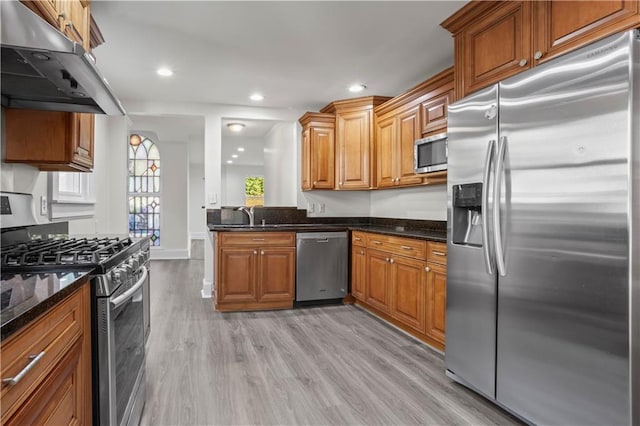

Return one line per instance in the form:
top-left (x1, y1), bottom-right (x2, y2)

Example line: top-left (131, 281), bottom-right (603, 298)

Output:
top-left (110, 266), bottom-right (148, 309)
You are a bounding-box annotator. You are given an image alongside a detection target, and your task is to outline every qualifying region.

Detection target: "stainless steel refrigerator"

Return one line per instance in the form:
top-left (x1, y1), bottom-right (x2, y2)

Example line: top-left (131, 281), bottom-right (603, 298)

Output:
top-left (446, 29), bottom-right (639, 425)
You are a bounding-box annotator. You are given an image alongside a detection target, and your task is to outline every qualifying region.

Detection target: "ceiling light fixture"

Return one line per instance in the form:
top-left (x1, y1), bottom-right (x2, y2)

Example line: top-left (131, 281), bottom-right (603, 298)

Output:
top-left (249, 93), bottom-right (264, 101)
top-left (157, 67), bottom-right (174, 77)
top-left (237, 147), bottom-right (245, 152)
top-left (348, 83), bottom-right (367, 93)
top-left (227, 122), bottom-right (246, 132)
top-left (232, 154), bottom-right (238, 158)
top-left (227, 160), bottom-right (233, 164)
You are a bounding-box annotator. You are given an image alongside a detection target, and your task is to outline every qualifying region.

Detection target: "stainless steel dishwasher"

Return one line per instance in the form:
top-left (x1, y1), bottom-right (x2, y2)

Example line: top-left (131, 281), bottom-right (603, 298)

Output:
top-left (296, 232), bottom-right (348, 302)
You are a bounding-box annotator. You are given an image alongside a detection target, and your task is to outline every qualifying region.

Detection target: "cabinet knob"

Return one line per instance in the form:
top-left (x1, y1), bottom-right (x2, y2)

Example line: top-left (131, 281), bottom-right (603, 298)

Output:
top-left (519, 59), bottom-right (528, 67)
top-left (253, 250), bottom-right (258, 255)
top-left (339, 181), bottom-right (343, 186)
top-left (389, 258), bottom-right (395, 264)
top-left (58, 11), bottom-right (67, 20)
top-left (385, 257), bottom-right (390, 262)
top-left (261, 250), bottom-right (265, 255)
top-left (360, 250), bottom-right (365, 255)
top-left (534, 51), bottom-right (543, 60)
top-left (425, 266), bottom-right (431, 272)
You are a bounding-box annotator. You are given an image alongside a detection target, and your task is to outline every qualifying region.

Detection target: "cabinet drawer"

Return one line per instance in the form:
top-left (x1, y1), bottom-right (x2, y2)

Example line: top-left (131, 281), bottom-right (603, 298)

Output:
top-left (351, 231), bottom-right (367, 247)
top-left (1, 286), bottom-right (85, 421)
top-left (366, 234), bottom-right (427, 260)
top-left (219, 232), bottom-right (295, 247)
top-left (427, 242), bottom-right (447, 265)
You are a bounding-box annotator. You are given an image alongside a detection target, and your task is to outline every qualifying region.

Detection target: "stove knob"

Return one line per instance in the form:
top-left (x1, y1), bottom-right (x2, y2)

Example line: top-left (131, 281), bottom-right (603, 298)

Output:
top-left (128, 257), bottom-right (139, 271)
top-left (137, 252), bottom-right (146, 264)
top-left (112, 267), bottom-right (128, 284)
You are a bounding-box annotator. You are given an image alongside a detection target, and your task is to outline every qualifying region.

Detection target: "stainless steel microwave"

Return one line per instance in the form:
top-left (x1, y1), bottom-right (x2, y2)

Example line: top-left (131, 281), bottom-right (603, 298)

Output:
top-left (414, 132), bottom-right (448, 174)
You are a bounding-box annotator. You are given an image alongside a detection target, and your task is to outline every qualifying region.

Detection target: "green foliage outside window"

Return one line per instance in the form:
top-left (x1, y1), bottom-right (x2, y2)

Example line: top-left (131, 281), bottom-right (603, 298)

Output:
top-left (245, 177), bottom-right (264, 196)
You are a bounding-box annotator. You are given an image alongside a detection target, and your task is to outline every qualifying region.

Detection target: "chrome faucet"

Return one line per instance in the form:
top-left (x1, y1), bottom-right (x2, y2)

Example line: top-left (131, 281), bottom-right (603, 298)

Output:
top-left (237, 206), bottom-right (255, 226)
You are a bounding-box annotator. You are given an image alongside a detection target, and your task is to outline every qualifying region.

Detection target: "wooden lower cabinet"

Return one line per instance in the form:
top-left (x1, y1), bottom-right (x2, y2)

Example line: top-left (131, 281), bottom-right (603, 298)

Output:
top-left (352, 232), bottom-right (447, 351)
top-left (426, 262), bottom-right (447, 345)
top-left (351, 245), bottom-right (366, 301)
top-left (215, 232), bottom-right (295, 311)
top-left (365, 249), bottom-right (392, 313)
top-left (0, 282), bottom-right (92, 425)
top-left (390, 256), bottom-right (426, 334)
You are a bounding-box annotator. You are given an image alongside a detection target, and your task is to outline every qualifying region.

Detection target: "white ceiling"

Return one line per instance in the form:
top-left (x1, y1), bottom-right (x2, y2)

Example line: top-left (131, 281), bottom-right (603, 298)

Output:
top-left (91, 1), bottom-right (465, 111)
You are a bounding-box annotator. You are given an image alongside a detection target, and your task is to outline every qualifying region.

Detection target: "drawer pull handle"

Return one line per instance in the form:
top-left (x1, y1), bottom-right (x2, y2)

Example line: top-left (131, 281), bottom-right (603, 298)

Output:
top-left (432, 251), bottom-right (446, 257)
top-left (2, 351), bottom-right (45, 386)
top-left (401, 245), bottom-right (413, 250)
top-left (316, 239), bottom-right (329, 243)
top-left (354, 237), bottom-right (361, 241)
top-left (252, 238), bottom-right (265, 241)
top-left (373, 241), bottom-right (382, 245)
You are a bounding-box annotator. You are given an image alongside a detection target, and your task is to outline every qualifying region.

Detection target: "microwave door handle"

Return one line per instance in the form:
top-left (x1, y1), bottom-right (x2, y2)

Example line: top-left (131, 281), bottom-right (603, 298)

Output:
top-left (482, 139), bottom-right (495, 275)
top-left (110, 266), bottom-right (148, 309)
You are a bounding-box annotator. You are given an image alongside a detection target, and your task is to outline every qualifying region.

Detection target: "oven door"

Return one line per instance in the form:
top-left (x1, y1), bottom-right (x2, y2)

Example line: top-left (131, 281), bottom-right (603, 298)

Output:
top-left (96, 266), bottom-right (147, 426)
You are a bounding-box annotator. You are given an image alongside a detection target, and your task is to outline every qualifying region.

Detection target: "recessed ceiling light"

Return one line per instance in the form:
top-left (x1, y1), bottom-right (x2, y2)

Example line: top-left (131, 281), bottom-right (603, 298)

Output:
top-left (157, 67), bottom-right (173, 77)
top-left (232, 154), bottom-right (238, 158)
top-left (237, 147), bottom-right (245, 152)
top-left (249, 93), bottom-right (264, 101)
top-left (348, 83), bottom-right (367, 93)
top-left (227, 160), bottom-right (233, 164)
top-left (227, 122), bottom-right (245, 132)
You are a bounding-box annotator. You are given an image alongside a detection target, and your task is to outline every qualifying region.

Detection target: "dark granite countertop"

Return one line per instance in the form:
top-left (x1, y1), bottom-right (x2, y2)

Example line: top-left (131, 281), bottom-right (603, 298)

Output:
top-left (1, 270), bottom-right (91, 341)
top-left (208, 223), bottom-right (446, 242)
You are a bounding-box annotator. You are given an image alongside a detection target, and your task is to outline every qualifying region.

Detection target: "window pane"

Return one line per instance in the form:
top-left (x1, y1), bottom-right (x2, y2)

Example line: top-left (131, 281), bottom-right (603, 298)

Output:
top-left (128, 135), bottom-right (160, 244)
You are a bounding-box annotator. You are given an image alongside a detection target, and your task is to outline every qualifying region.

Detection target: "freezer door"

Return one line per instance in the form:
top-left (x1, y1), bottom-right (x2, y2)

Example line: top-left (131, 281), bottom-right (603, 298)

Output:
top-left (496, 32), bottom-right (633, 425)
top-left (446, 85), bottom-right (498, 399)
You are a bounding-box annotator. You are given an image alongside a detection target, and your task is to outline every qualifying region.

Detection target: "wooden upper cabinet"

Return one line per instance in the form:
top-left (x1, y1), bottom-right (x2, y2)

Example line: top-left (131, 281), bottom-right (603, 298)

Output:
top-left (421, 90), bottom-right (453, 136)
top-left (374, 115), bottom-right (397, 188)
top-left (442, 0), bottom-right (640, 98)
top-left (397, 105), bottom-right (423, 186)
top-left (21, 0), bottom-right (92, 51)
top-left (299, 113), bottom-right (335, 190)
top-left (321, 96), bottom-right (391, 190)
top-left (5, 110), bottom-right (95, 172)
top-left (59, 0), bottom-right (91, 51)
top-left (534, 1), bottom-right (640, 64)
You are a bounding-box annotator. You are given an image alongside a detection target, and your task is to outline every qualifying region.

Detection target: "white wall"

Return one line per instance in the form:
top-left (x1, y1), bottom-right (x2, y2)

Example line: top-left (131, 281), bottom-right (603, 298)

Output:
top-left (301, 191), bottom-right (371, 217)
top-left (370, 185), bottom-right (447, 220)
top-left (142, 134), bottom-right (189, 259)
top-left (69, 115), bottom-right (130, 235)
top-left (188, 161), bottom-right (206, 239)
top-left (264, 122), bottom-right (297, 206)
top-left (222, 165), bottom-right (264, 206)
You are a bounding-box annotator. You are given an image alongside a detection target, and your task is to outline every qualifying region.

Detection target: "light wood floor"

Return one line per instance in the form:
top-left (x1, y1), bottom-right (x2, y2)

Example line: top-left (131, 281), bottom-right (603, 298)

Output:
top-left (141, 259), bottom-right (519, 426)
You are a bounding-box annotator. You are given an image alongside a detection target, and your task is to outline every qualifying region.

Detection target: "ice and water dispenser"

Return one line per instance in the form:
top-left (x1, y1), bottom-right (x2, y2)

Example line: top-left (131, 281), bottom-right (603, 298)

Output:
top-left (451, 183), bottom-right (484, 247)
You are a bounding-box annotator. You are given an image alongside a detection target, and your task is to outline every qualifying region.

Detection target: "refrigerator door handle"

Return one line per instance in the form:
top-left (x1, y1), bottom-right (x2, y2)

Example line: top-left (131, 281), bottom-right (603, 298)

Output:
top-left (482, 139), bottom-right (496, 275)
top-left (493, 136), bottom-right (507, 276)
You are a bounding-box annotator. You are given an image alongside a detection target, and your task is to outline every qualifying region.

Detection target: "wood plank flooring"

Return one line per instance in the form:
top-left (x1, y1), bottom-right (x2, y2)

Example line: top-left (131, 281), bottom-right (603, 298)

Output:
top-left (141, 259), bottom-right (520, 425)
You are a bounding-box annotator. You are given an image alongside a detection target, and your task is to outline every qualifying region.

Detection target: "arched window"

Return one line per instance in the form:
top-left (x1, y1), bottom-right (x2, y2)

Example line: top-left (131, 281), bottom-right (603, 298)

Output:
top-left (128, 134), bottom-right (161, 246)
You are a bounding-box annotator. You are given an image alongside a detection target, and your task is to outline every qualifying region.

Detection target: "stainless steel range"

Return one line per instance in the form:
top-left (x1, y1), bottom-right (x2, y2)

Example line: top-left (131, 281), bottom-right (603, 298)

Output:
top-left (0, 191), bottom-right (150, 426)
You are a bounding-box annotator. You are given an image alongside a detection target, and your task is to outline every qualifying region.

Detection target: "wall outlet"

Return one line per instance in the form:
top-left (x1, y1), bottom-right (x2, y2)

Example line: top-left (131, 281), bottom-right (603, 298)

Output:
top-left (319, 203), bottom-right (326, 213)
top-left (40, 196), bottom-right (48, 215)
top-left (208, 193), bottom-right (218, 204)
top-left (308, 202), bottom-right (315, 213)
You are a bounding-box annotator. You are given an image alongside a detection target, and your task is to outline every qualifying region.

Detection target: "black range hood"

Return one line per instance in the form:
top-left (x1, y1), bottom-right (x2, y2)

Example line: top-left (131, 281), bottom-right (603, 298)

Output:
top-left (0, 1), bottom-right (125, 115)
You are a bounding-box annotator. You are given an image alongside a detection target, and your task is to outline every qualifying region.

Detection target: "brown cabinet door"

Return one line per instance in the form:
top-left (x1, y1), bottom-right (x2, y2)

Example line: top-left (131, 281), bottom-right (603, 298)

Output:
top-left (71, 113), bottom-right (94, 170)
top-left (311, 127), bottom-right (335, 189)
top-left (397, 106), bottom-right (423, 186)
top-left (534, 0), bottom-right (640, 65)
top-left (366, 249), bottom-right (391, 313)
top-left (257, 247), bottom-right (295, 303)
top-left (374, 115), bottom-right (396, 188)
top-left (426, 262), bottom-right (447, 345)
top-left (421, 90), bottom-right (452, 136)
top-left (459, 1), bottom-right (532, 97)
top-left (389, 256), bottom-right (426, 333)
top-left (351, 245), bottom-right (366, 301)
top-left (301, 128), bottom-right (312, 190)
top-left (337, 109), bottom-right (372, 189)
top-left (58, 0), bottom-right (91, 50)
top-left (20, 0), bottom-right (61, 27)
top-left (218, 248), bottom-right (257, 303)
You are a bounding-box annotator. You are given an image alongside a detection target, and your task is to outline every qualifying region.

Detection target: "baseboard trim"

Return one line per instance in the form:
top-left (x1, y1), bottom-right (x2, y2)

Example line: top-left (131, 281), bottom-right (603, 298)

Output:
top-left (201, 278), bottom-right (212, 298)
top-left (150, 248), bottom-right (189, 260)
